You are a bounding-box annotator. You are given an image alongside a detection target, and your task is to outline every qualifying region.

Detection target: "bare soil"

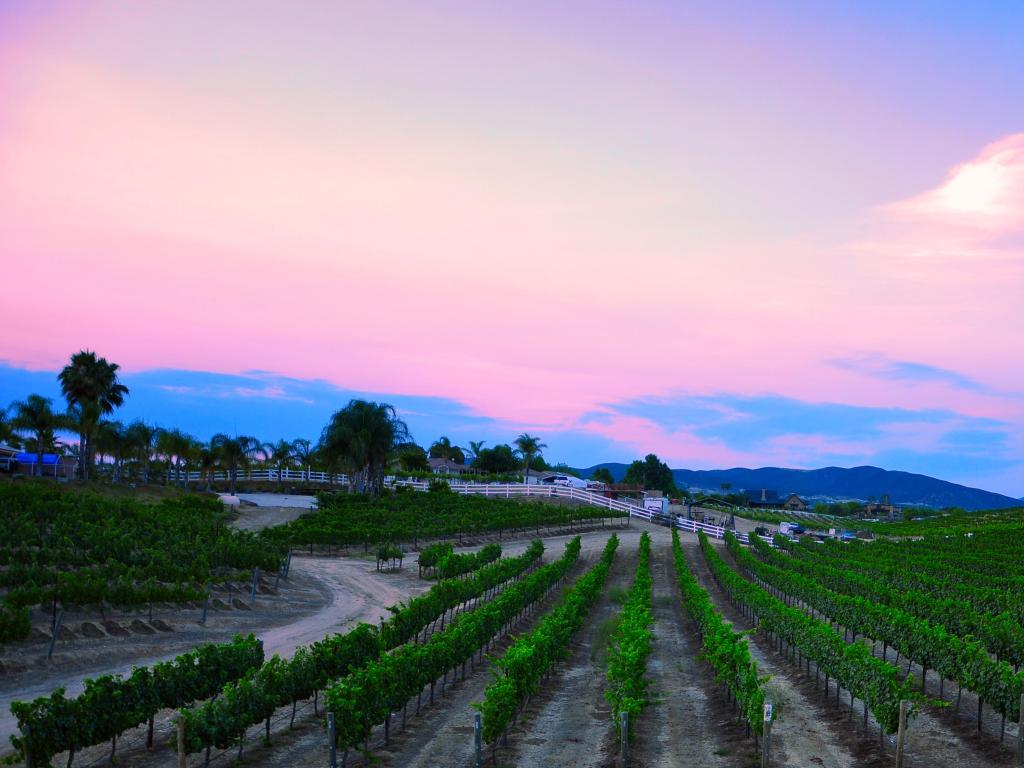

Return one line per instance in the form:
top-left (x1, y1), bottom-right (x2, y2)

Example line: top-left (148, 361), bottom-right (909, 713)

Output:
top-left (722, 544), bottom-right (1020, 767)
top-left (499, 545), bottom-right (635, 768)
top-left (630, 537), bottom-right (753, 768)
top-left (682, 539), bottom-right (864, 768)
top-left (704, 538), bottom-right (1013, 768)
top-left (0, 553), bottom-right (429, 752)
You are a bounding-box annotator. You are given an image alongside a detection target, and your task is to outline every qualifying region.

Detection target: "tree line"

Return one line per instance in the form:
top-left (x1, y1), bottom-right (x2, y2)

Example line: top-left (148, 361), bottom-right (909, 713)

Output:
top-left (0, 350), bottom-right (567, 495)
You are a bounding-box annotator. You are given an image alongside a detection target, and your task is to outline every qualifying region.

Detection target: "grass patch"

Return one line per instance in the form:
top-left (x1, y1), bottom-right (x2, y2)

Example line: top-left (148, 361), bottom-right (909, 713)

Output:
top-left (591, 616), bottom-right (621, 666)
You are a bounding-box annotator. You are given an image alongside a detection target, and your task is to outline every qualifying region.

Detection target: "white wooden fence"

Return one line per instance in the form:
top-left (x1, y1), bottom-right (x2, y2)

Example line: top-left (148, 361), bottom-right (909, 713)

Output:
top-left (183, 468), bottom-right (774, 545)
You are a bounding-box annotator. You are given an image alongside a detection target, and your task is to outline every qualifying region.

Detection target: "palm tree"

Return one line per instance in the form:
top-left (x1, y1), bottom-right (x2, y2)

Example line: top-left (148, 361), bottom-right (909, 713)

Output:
top-left (156, 428), bottom-right (195, 486)
top-left (0, 406), bottom-right (20, 449)
top-left (198, 444), bottom-right (218, 491)
top-left (514, 433), bottom-right (547, 485)
top-left (211, 434), bottom-right (261, 495)
top-left (292, 438), bottom-right (314, 481)
top-left (58, 350), bottom-right (129, 481)
top-left (264, 439), bottom-right (296, 488)
top-left (466, 440), bottom-right (486, 465)
top-left (94, 420), bottom-right (129, 482)
top-left (124, 421), bottom-right (159, 484)
top-left (178, 437), bottom-right (204, 490)
top-left (10, 395), bottom-right (64, 476)
top-left (320, 400), bottom-right (410, 495)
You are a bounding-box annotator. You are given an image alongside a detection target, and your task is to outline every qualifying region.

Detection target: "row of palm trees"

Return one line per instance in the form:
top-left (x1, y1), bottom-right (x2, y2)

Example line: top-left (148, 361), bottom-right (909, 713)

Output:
top-left (0, 351), bottom-right (552, 495)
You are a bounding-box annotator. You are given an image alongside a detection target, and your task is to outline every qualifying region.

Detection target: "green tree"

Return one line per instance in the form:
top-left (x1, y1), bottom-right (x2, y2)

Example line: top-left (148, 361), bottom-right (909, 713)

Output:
top-left (466, 440), bottom-right (486, 465)
top-left (157, 428), bottom-right (195, 486)
top-left (623, 453), bottom-right (677, 496)
top-left (396, 443), bottom-right (429, 472)
top-left (474, 444), bottom-right (518, 474)
top-left (10, 395), bottom-right (65, 476)
top-left (94, 420), bottom-right (130, 483)
top-left (591, 467), bottom-right (615, 485)
top-left (58, 350), bottom-right (129, 481)
top-left (124, 421), bottom-right (159, 484)
top-left (429, 436), bottom-right (465, 465)
top-left (319, 400), bottom-right (411, 495)
top-left (264, 439), bottom-right (296, 488)
top-left (514, 433), bottom-right (547, 484)
top-left (0, 406), bottom-right (20, 449)
top-left (292, 438), bottom-right (315, 480)
top-left (211, 434), bottom-right (262, 495)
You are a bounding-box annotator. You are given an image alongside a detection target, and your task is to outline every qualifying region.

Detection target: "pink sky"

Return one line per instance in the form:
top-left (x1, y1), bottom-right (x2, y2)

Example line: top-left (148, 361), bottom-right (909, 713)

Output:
top-left (1, 3), bottom-right (1022, 494)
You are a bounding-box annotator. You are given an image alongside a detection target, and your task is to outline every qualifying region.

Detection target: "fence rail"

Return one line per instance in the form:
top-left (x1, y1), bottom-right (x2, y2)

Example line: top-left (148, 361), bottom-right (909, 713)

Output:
top-left (179, 468), bottom-right (777, 545)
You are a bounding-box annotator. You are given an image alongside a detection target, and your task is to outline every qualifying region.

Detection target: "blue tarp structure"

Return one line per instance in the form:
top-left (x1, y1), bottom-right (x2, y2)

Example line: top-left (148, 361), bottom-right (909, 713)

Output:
top-left (14, 453), bottom-right (62, 465)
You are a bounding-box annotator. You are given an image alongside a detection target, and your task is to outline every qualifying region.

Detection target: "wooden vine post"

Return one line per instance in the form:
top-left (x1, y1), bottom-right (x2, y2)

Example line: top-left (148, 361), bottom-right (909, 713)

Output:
top-left (176, 716), bottom-right (186, 768)
top-left (618, 710), bottom-right (629, 768)
top-left (474, 713), bottom-right (483, 768)
top-left (761, 701), bottom-right (774, 768)
top-left (895, 700), bottom-right (908, 768)
top-left (328, 712), bottom-right (337, 768)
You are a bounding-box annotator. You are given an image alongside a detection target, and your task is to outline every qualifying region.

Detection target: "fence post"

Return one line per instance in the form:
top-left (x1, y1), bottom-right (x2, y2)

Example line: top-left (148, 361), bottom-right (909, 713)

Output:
top-left (177, 716), bottom-right (186, 768)
top-left (762, 702), bottom-right (773, 768)
top-left (328, 712), bottom-right (337, 768)
top-left (250, 567), bottom-right (260, 601)
top-left (619, 711), bottom-right (629, 768)
top-left (200, 593), bottom-right (209, 625)
top-left (474, 713), bottom-right (482, 768)
top-left (895, 700), bottom-right (908, 768)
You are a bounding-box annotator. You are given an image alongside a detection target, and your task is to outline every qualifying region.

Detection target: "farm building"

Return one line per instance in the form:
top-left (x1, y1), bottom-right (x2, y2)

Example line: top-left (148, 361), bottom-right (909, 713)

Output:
top-left (428, 457), bottom-right (474, 475)
top-left (782, 493), bottom-right (808, 511)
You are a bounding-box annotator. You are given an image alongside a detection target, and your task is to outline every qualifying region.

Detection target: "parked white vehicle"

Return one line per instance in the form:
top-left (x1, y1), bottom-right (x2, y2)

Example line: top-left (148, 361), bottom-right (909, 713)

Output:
top-left (541, 473), bottom-right (588, 489)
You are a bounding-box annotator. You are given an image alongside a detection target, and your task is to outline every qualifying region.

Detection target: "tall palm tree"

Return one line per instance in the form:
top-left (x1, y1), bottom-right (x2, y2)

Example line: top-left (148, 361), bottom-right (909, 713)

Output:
top-left (466, 440), bottom-right (486, 465)
top-left (292, 438), bottom-right (314, 481)
top-left (94, 420), bottom-right (129, 482)
top-left (156, 428), bottom-right (195, 486)
top-left (514, 433), bottom-right (547, 485)
top-left (320, 400), bottom-right (410, 495)
top-left (264, 439), bottom-right (296, 488)
top-left (198, 444), bottom-right (218, 491)
top-left (10, 395), bottom-right (64, 476)
top-left (124, 421), bottom-right (159, 484)
top-left (58, 350), bottom-right (129, 481)
top-left (211, 434), bottom-right (261, 495)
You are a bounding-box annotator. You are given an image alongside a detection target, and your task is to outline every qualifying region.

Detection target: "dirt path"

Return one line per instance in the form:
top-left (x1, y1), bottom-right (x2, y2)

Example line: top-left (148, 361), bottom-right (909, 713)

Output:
top-left (174, 539), bottom-right (614, 768)
top-left (0, 554), bottom-right (427, 752)
top-left (630, 537), bottom-right (749, 768)
top-left (497, 544), bottom-right (635, 768)
top-left (681, 539), bottom-right (863, 768)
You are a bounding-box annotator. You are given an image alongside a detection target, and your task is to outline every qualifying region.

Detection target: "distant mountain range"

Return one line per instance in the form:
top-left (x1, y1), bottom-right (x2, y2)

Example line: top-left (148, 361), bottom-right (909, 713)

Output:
top-left (573, 463), bottom-right (1020, 512)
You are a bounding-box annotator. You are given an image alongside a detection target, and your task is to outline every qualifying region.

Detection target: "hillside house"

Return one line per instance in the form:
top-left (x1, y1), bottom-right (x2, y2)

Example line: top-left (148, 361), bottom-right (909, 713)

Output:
top-left (859, 493), bottom-right (900, 520)
top-left (782, 493), bottom-right (808, 511)
top-left (428, 457), bottom-right (473, 476)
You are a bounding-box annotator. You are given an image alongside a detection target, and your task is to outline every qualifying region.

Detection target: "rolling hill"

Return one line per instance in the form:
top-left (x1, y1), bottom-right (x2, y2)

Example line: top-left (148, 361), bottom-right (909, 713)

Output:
top-left (574, 463), bottom-right (1020, 511)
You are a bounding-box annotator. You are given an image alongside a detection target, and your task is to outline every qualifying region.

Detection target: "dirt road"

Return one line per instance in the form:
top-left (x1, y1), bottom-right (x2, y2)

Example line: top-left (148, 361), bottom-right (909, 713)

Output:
top-left (0, 554), bottom-right (427, 750)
